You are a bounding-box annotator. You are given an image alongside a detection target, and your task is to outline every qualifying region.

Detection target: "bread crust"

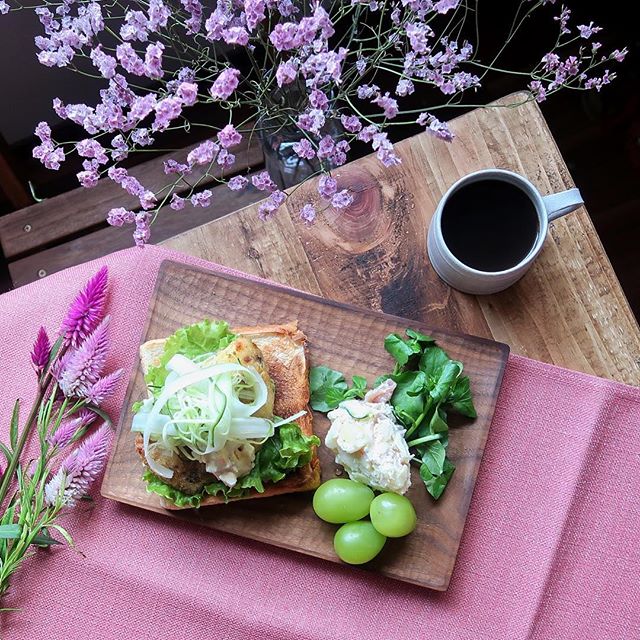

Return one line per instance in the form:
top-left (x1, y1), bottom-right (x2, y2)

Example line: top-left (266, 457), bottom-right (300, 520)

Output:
top-left (136, 321), bottom-right (320, 509)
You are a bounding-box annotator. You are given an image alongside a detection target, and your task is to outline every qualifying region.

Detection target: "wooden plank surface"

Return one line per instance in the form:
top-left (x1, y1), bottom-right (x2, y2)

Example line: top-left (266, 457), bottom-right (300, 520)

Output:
top-left (0, 136), bottom-right (263, 259)
top-left (9, 176), bottom-right (264, 286)
top-left (163, 93), bottom-right (640, 386)
top-left (101, 260), bottom-right (509, 590)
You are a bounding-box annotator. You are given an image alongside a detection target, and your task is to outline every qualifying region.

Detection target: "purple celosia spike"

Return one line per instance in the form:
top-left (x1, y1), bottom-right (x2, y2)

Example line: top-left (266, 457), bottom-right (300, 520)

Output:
top-left (58, 316), bottom-right (110, 398)
top-left (61, 266), bottom-right (108, 347)
top-left (44, 424), bottom-right (112, 507)
top-left (84, 369), bottom-right (123, 406)
top-left (48, 408), bottom-right (97, 449)
top-left (31, 326), bottom-right (51, 374)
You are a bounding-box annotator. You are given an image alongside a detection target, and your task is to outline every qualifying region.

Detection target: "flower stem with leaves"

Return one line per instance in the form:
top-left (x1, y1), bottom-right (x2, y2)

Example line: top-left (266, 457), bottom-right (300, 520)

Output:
top-left (0, 267), bottom-right (120, 604)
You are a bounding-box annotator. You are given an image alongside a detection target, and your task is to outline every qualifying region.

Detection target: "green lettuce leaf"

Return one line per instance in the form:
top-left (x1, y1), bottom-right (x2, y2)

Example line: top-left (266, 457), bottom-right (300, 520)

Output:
top-left (144, 319), bottom-right (236, 394)
top-left (309, 366), bottom-right (366, 412)
top-left (142, 423), bottom-right (319, 507)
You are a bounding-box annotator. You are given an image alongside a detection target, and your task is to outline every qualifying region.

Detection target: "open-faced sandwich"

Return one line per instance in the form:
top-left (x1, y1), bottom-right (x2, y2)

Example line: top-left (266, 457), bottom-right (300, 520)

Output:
top-left (131, 319), bottom-right (321, 509)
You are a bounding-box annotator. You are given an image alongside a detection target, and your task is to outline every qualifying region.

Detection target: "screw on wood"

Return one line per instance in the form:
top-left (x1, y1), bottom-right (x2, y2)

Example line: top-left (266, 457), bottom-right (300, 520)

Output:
top-left (37, 269), bottom-right (47, 278)
top-left (23, 224), bottom-right (32, 233)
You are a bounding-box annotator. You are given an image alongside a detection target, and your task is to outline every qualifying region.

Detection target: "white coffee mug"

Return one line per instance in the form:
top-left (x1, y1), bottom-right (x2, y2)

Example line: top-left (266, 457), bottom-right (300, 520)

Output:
top-left (427, 169), bottom-right (584, 295)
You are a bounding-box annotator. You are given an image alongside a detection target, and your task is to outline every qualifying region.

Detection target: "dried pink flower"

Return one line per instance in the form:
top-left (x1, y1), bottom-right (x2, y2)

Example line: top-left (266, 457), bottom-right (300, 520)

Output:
top-left (84, 369), bottom-right (123, 405)
top-left (45, 424), bottom-right (112, 506)
top-left (61, 266), bottom-right (108, 347)
top-left (31, 326), bottom-right (51, 374)
top-left (58, 316), bottom-right (110, 397)
top-left (48, 408), bottom-right (97, 449)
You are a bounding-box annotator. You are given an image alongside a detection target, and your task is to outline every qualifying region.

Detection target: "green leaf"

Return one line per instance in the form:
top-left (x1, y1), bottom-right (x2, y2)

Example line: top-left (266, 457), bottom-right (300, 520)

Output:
top-left (419, 346), bottom-right (451, 380)
top-left (428, 405), bottom-right (449, 435)
top-left (309, 366), bottom-right (348, 412)
top-left (446, 376), bottom-right (477, 418)
top-left (0, 524), bottom-right (21, 540)
top-left (384, 334), bottom-right (420, 368)
top-left (405, 328), bottom-right (435, 346)
top-left (145, 320), bottom-right (235, 395)
top-left (48, 524), bottom-right (75, 547)
top-left (351, 375), bottom-right (367, 393)
top-left (389, 371), bottom-right (428, 426)
top-left (422, 440), bottom-right (446, 475)
top-left (9, 400), bottom-right (19, 451)
top-left (429, 360), bottom-right (463, 404)
top-left (46, 335), bottom-right (64, 372)
top-left (84, 404), bottom-right (113, 429)
top-left (419, 458), bottom-right (456, 500)
top-left (32, 528), bottom-right (62, 548)
top-left (0, 442), bottom-right (13, 465)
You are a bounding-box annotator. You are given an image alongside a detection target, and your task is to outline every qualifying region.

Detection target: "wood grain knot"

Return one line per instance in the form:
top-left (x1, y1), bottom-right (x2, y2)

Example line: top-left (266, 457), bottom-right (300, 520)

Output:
top-left (322, 167), bottom-right (393, 249)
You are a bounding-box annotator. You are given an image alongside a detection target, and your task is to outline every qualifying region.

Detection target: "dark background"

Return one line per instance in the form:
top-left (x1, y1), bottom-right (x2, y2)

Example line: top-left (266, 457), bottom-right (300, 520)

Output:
top-left (0, 1), bottom-right (637, 317)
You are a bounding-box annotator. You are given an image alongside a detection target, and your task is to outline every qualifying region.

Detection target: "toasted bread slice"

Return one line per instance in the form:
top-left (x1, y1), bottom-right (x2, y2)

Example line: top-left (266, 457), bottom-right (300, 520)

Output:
top-left (136, 321), bottom-right (320, 509)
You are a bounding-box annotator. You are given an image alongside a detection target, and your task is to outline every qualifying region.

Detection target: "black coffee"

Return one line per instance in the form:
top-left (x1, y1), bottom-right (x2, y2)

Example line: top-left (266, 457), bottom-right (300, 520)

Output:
top-left (440, 179), bottom-right (539, 272)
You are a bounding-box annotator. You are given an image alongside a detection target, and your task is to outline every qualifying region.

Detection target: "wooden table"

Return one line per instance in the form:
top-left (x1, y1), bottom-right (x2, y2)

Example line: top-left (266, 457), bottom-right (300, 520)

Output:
top-left (164, 92), bottom-right (640, 386)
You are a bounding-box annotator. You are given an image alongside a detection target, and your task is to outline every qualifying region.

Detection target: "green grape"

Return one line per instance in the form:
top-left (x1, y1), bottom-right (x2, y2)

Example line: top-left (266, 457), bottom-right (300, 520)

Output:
top-left (369, 493), bottom-right (417, 538)
top-left (312, 478), bottom-right (375, 524)
top-left (333, 521), bottom-right (387, 565)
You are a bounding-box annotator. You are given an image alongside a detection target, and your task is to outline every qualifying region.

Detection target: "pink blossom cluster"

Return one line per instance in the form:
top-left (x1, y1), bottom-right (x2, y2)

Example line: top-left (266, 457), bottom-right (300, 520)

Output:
top-left (1, 0), bottom-right (625, 239)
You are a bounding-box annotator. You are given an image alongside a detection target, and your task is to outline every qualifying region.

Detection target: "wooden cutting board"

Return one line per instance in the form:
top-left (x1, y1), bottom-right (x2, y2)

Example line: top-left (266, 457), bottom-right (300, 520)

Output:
top-left (101, 260), bottom-right (509, 590)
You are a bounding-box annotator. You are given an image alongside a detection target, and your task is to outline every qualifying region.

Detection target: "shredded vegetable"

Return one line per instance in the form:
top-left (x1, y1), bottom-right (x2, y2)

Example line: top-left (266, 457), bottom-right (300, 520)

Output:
top-left (132, 355), bottom-right (301, 479)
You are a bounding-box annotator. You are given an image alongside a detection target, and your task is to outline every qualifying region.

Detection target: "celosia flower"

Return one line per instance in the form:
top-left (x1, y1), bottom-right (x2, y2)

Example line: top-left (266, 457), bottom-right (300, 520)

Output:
top-left (31, 326), bottom-right (51, 374)
top-left (60, 267), bottom-right (108, 347)
top-left (58, 316), bottom-right (110, 395)
top-left (84, 368), bottom-right (123, 405)
top-left (45, 424), bottom-right (112, 507)
top-left (48, 408), bottom-right (96, 449)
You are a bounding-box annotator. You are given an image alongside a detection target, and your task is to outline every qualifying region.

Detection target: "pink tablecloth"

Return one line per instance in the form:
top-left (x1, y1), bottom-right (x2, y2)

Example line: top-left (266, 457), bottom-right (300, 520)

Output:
top-left (0, 246), bottom-right (639, 640)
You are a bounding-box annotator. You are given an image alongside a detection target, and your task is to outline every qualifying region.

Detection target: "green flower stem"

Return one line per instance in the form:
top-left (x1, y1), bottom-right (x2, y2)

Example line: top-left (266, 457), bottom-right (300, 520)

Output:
top-left (0, 371), bottom-right (55, 510)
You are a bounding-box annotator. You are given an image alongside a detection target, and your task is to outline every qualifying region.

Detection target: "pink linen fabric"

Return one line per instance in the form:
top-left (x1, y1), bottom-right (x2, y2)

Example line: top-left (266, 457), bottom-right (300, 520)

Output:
top-left (0, 245), bottom-right (639, 640)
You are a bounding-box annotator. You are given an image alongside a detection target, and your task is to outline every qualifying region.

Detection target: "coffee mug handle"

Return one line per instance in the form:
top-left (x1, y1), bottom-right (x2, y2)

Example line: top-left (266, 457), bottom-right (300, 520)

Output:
top-left (542, 188), bottom-right (584, 222)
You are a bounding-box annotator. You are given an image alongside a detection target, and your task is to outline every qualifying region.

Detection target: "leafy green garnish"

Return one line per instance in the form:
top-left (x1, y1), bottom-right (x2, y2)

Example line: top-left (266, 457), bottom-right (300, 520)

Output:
top-left (311, 329), bottom-right (476, 501)
top-left (144, 319), bottom-right (236, 395)
top-left (309, 366), bottom-right (367, 412)
top-left (143, 423), bottom-right (319, 508)
top-left (385, 329), bottom-right (475, 499)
